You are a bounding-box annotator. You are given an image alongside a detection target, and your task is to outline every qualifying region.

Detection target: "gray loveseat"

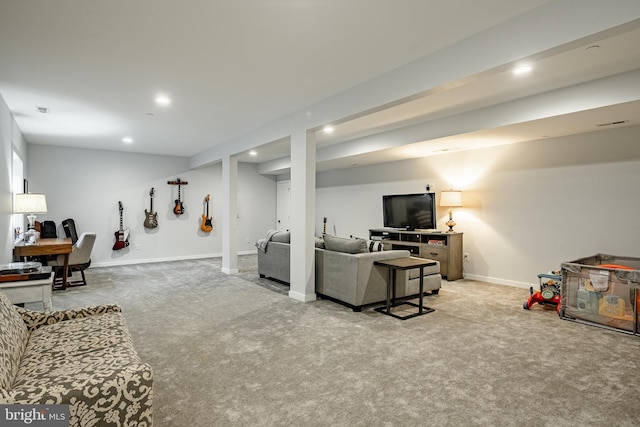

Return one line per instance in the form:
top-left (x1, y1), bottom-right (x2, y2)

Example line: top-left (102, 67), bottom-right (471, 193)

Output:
top-left (257, 232), bottom-right (441, 311)
top-left (0, 290), bottom-right (153, 427)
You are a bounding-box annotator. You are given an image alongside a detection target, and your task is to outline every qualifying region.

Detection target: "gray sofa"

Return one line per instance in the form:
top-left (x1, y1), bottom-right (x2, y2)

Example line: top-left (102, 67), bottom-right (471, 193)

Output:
top-left (258, 241), bottom-right (291, 283)
top-left (256, 232), bottom-right (441, 311)
top-left (257, 231), bottom-right (292, 283)
top-left (0, 289), bottom-right (153, 427)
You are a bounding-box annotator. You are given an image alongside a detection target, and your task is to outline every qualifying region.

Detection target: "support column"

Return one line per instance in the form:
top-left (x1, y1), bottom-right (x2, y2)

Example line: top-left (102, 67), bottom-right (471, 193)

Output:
top-left (289, 128), bottom-right (316, 302)
top-left (221, 155), bottom-right (238, 274)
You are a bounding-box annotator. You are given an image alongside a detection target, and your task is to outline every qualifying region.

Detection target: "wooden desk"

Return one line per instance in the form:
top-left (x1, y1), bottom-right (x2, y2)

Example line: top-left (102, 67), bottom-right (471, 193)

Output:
top-left (14, 238), bottom-right (72, 290)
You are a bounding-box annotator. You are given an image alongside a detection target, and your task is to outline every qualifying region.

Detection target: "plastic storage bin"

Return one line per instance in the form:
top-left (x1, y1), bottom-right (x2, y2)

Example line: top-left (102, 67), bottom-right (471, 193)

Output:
top-left (560, 254), bottom-right (640, 335)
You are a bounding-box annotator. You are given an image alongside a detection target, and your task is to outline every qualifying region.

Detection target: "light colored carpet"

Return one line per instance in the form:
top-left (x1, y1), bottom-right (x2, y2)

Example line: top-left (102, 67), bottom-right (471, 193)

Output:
top-left (32, 256), bottom-right (640, 427)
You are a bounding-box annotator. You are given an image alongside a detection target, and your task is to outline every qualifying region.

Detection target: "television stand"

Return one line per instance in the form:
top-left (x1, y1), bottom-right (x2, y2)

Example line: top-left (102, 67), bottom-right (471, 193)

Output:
top-left (369, 228), bottom-right (463, 281)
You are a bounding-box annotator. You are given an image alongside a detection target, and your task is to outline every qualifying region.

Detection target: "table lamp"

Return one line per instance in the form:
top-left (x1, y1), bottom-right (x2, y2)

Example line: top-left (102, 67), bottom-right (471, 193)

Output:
top-left (14, 193), bottom-right (48, 243)
top-left (440, 190), bottom-right (462, 232)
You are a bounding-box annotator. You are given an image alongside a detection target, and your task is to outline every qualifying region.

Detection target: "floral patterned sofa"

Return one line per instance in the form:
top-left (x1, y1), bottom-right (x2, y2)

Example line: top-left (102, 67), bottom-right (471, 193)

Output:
top-left (0, 289), bottom-right (153, 426)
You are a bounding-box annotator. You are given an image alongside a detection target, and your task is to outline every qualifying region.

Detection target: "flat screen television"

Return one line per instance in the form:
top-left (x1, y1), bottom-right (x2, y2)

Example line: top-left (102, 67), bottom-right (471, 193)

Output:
top-left (382, 193), bottom-right (436, 230)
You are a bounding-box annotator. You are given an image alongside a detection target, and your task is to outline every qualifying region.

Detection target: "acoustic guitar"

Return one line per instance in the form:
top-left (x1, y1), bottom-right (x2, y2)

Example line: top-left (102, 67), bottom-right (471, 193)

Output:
top-left (144, 187), bottom-right (158, 229)
top-left (113, 201), bottom-right (130, 250)
top-left (173, 178), bottom-right (185, 215)
top-left (200, 194), bottom-right (213, 232)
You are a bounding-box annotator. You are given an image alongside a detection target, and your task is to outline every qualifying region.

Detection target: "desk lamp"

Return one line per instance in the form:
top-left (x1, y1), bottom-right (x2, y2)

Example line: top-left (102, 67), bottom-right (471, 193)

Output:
top-left (14, 193), bottom-right (48, 243)
top-left (440, 190), bottom-right (462, 232)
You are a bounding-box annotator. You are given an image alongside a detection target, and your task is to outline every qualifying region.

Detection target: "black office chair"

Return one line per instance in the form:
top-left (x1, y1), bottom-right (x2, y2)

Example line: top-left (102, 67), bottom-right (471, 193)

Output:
top-left (62, 218), bottom-right (79, 244)
top-left (40, 220), bottom-right (57, 238)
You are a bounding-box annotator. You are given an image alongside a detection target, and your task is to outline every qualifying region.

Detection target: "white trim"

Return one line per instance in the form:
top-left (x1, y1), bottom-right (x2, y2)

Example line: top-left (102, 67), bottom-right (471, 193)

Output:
top-left (288, 290), bottom-right (317, 303)
top-left (90, 250), bottom-right (256, 268)
top-left (462, 273), bottom-right (534, 290)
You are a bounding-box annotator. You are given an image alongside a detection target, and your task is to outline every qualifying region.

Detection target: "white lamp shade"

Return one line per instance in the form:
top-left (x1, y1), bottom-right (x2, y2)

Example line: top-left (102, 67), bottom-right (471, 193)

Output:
top-left (440, 191), bottom-right (462, 207)
top-left (14, 193), bottom-right (48, 214)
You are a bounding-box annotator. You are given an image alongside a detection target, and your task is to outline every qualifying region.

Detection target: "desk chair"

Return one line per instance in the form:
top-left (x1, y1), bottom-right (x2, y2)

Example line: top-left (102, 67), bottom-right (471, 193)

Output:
top-left (62, 218), bottom-right (79, 244)
top-left (48, 232), bottom-right (96, 288)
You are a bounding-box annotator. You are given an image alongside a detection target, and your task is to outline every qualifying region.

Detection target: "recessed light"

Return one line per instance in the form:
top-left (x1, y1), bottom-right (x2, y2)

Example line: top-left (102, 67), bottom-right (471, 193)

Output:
top-left (249, 150), bottom-right (257, 156)
top-left (35, 106), bottom-right (50, 114)
top-left (122, 137), bottom-right (134, 144)
top-left (323, 125), bottom-right (334, 134)
top-left (513, 65), bottom-right (532, 75)
top-left (155, 94), bottom-right (171, 106)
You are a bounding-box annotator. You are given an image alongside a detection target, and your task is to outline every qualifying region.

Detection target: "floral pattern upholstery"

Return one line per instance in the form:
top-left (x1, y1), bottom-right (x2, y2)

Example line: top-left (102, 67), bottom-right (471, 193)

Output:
top-left (0, 290), bottom-right (153, 427)
top-left (0, 291), bottom-right (30, 390)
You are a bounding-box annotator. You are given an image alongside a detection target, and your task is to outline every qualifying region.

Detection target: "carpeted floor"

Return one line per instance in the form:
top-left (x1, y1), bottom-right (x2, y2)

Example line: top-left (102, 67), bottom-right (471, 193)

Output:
top-left (31, 256), bottom-right (640, 427)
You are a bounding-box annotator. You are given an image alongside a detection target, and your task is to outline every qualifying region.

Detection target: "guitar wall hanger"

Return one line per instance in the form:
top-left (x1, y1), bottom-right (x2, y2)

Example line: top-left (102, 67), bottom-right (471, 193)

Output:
top-left (168, 178), bottom-right (188, 215)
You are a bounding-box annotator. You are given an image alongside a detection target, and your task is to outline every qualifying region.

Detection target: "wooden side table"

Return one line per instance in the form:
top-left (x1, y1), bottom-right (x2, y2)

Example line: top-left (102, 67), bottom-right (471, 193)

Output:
top-left (0, 272), bottom-right (54, 311)
top-left (374, 257), bottom-right (437, 320)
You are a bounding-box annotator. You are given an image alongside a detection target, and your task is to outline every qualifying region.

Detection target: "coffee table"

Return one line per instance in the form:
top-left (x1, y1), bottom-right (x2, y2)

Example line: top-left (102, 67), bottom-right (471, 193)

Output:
top-left (0, 273), bottom-right (54, 311)
top-left (374, 257), bottom-right (437, 320)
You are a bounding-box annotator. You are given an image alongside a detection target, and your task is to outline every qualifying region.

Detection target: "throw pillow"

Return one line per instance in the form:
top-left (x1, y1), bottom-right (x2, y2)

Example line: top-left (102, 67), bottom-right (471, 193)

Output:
top-left (323, 234), bottom-right (367, 254)
top-left (315, 237), bottom-right (325, 248)
top-left (366, 240), bottom-right (384, 252)
top-left (271, 231), bottom-right (290, 243)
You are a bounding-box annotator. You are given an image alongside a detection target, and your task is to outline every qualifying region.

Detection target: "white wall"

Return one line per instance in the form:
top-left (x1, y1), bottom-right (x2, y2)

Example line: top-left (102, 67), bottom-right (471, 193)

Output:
top-left (6, 111), bottom-right (640, 290)
top-left (0, 98), bottom-right (12, 262)
top-left (0, 96), bottom-right (27, 263)
top-left (27, 144), bottom-right (276, 266)
top-left (316, 125), bottom-right (640, 288)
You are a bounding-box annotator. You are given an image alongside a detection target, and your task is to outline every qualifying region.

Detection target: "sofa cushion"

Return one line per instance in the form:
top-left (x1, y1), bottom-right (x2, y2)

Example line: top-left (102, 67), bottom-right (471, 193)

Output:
top-left (323, 234), bottom-right (367, 254)
top-left (14, 312), bottom-right (141, 389)
top-left (271, 231), bottom-right (290, 243)
top-left (0, 290), bottom-right (29, 390)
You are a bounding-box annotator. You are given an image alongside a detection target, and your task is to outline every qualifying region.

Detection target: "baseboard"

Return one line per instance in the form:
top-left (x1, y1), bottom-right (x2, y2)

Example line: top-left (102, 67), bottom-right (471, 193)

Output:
top-left (91, 250), bottom-right (256, 268)
top-left (462, 273), bottom-right (533, 289)
top-left (288, 290), bottom-right (317, 302)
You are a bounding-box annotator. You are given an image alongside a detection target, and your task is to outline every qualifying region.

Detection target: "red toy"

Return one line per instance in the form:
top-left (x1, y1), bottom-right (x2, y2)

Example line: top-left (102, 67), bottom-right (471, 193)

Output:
top-left (523, 273), bottom-right (562, 312)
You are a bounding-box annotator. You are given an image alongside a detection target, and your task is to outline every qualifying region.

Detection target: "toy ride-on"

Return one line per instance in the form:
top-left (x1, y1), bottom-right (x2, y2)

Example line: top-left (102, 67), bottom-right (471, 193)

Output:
top-left (523, 272), bottom-right (562, 312)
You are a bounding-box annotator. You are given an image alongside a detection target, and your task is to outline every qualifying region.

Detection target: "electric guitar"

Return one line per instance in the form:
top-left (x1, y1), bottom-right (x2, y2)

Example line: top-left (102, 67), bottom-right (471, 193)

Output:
top-left (113, 201), bottom-right (130, 250)
top-left (173, 178), bottom-right (185, 215)
top-left (323, 217), bottom-right (327, 234)
top-left (144, 187), bottom-right (158, 229)
top-left (200, 194), bottom-right (213, 232)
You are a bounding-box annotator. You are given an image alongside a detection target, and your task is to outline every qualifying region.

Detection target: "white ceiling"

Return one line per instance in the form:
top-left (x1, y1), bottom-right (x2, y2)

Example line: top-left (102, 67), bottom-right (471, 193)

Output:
top-left (2, 1), bottom-right (640, 174)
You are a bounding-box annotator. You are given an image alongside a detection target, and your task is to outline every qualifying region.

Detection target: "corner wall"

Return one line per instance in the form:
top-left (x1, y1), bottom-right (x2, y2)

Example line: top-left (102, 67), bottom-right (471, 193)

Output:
top-left (0, 95), bottom-right (27, 263)
top-left (316, 125), bottom-right (640, 288)
top-left (27, 144), bottom-right (276, 266)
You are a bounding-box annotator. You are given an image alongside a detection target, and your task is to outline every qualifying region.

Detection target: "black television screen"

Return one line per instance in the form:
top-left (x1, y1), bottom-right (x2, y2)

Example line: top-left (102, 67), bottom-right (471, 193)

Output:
top-left (383, 193), bottom-right (436, 230)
